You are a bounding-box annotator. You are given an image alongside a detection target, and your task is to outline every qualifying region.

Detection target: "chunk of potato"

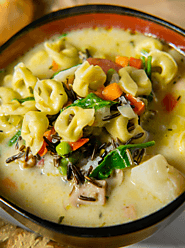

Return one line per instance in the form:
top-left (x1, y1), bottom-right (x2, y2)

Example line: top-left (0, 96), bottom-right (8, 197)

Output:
top-left (131, 154), bottom-right (185, 202)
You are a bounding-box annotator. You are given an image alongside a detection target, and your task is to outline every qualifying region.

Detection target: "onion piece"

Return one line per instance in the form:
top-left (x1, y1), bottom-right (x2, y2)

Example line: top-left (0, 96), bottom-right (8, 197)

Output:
top-left (117, 104), bottom-right (137, 119)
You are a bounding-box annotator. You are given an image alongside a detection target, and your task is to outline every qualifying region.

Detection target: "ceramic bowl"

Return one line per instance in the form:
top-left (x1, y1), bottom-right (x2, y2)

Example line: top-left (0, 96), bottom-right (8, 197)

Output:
top-left (0, 4), bottom-right (185, 248)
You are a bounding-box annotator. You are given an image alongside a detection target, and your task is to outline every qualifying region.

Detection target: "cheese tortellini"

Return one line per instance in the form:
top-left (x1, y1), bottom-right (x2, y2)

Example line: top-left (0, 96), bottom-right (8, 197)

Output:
top-left (54, 106), bottom-right (95, 142)
top-left (73, 61), bottom-right (106, 97)
top-left (0, 115), bottom-right (22, 135)
top-left (44, 38), bottom-right (79, 70)
top-left (105, 114), bottom-right (146, 143)
top-left (135, 37), bottom-right (163, 56)
top-left (118, 66), bottom-right (152, 96)
top-left (148, 50), bottom-right (178, 85)
top-left (11, 62), bottom-right (37, 97)
top-left (0, 86), bottom-right (36, 116)
top-left (34, 79), bottom-right (68, 115)
top-left (21, 111), bottom-right (49, 155)
top-left (0, 86), bottom-right (20, 105)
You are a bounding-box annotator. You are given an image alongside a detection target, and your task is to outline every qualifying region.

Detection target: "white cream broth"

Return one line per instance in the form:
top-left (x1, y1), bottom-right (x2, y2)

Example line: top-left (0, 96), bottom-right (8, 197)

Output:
top-left (0, 28), bottom-right (185, 227)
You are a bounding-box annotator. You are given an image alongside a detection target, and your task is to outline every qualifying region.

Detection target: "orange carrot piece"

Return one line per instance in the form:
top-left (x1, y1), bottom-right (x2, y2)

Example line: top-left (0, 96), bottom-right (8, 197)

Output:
top-left (162, 93), bottom-right (178, 112)
top-left (52, 60), bottom-right (59, 71)
top-left (1, 177), bottom-right (18, 192)
top-left (125, 94), bottom-right (145, 115)
top-left (94, 86), bottom-right (105, 99)
top-left (38, 127), bottom-right (55, 157)
top-left (37, 142), bottom-right (47, 157)
top-left (129, 57), bottom-right (142, 69)
top-left (102, 83), bottom-right (123, 101)
top-left (115, 56), bottom-right (129, 67)
top-left (69, 138), bottom-right (89, 151)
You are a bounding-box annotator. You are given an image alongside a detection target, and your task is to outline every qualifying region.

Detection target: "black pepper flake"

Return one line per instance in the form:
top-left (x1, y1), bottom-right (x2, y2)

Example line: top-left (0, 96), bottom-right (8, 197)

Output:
top-left (177, 95), bottom-right (181, 101)
top-left (58, 216), bottom-right (64, 224)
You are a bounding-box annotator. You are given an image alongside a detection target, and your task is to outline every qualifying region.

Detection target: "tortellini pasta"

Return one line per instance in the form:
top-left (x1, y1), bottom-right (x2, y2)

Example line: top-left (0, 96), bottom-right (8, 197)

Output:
top-left (0, 86), bottom-right (36, 116)
top-left (0, 99), bottom-right (36, 116)
top-left (21, 111), bottom-right (49, 155)
top-left (0, 86), bottom-right (20, 105)
top-left (105, 114), bottom-right (146, 143)
top-left (135, 37), bottom-right (163, 56)
top-left (118, 66), bottom-right (152, 96)
top-left (73, 61), bottom-right (106, 97)
top-left (11, 62), bottom-right (37, 97)
top-left (0, 115), bottom-right (22, 135)
top-left (44, 38), bottom-right (79, 70)
top-left (23, 48), bottom-right (53, 79)
top-left (54, 106), bottom-right (95, 142)
top-left (34, 79), bottom-right (68, 115)
top-left (148, 50), bottom-right (178, 85)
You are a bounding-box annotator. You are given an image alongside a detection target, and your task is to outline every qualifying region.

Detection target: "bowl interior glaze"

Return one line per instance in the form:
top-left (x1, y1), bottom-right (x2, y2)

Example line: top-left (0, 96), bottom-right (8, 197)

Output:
top-left (0, 4), bottom-right (185, 248)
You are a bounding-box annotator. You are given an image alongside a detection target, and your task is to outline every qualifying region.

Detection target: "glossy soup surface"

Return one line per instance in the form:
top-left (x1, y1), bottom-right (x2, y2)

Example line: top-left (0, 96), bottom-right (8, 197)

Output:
top-left (0, 27), bottom-right (185, 227)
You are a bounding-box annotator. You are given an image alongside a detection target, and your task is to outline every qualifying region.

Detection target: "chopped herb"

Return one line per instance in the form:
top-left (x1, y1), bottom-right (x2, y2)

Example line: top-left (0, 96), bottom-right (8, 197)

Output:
top-left (130, 40), bottom-right (135, 47)
top-left (58, 216), bottom-right (64, 224)
top-left (146, 56), bottom-right (152, 78)
top-left (140, 49), bottom-right (148, 56)
top-left (66, 93), bottom-right (117, 111)
top-left (141, 56), bottom-right (146, 71)
top-left (90, 141), bottom-right (155, 179)
top-left (173, 81), bottom-right (177, 84)
top-left (142, 92), bottom-right (154, 103)
top-left (58, 33), bottom-right (67, 39)
top-left (99, 212), bottom-right (103, 218)
top-left (8, 130), bottom-right (21, 147)
top-left (12, 97), bottom-right (35, 103)
top-left (168, 128), bottom-right (173, 131)
top-left (0, 69), bottom-right (5, 73)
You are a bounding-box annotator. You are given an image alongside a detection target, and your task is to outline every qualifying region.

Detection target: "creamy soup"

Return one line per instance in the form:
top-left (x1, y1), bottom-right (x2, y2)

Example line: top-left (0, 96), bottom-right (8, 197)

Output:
top-left (0, 27), bottom-right (185, 227)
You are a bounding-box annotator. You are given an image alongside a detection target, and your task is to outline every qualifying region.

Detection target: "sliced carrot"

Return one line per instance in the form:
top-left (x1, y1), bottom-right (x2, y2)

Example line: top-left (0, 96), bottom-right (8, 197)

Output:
top-left (115, 56), bottom-right (142, 69)
top-left (38, 141), bottom-right (48, 157)
top-left (51, 60), bottom-right (59, 71)
top-left (129, 57), bottom-right (142, 69)
top-left (115, 56), bottom-right (129, 67)
top-left (38, 127), bottom-right (56, 157)
top-left (102, 83), bottom-right (123, 101)
top-left (1, 177), bottom-right (18, 192)
top-left (94, 86), bottom-right (105, 99)
top-left (162, 93), bottom-right (178, 112)
top-left (69, 138), bottom-right (89, 151)
top-left (125, 94), bottom-right (145, 115)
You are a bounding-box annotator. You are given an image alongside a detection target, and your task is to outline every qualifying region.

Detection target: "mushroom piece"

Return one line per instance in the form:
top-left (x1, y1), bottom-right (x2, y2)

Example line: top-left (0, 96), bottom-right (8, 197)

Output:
top-left (69, 180), bottom-right (107, 206)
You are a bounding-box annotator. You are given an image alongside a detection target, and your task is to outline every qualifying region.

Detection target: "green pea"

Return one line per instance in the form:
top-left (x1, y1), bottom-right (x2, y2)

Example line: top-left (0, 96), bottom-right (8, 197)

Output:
top-left (56, 141), bottom-right (72, 156)
top-left (58, 164), bottom-right (67, 176)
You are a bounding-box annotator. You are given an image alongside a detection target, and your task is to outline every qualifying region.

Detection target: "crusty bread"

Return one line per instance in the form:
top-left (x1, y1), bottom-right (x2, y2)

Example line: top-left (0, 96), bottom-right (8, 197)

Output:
top-left (0, 0), bottom-right (34, 45)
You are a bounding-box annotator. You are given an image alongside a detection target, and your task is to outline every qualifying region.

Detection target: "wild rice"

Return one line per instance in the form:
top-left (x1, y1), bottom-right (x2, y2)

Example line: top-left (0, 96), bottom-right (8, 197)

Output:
top-left (25, 146), bottom-right (30, 162)
top-left (78, 195), bottom-right (96, 202)
top-left (102, 112), bottom-right (121, 121)
top-left (125, 132), bottom-right (144, 145)
top-left (6, 151), bottom-right (25, 163)
top-left (84, 176), bottom-right (103, 188)
top-left (71, 164), bottom-right (85, 184)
